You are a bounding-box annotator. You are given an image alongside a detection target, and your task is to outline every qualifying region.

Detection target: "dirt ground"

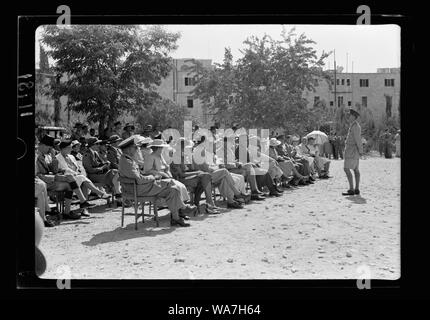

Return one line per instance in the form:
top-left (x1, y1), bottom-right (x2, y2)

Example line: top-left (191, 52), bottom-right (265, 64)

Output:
top-left (40, 154), bottom-right (400, 280)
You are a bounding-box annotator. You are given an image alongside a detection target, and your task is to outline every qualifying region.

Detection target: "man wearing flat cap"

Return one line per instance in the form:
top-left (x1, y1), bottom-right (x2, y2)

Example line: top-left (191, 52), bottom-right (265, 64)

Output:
top-left (82, 137), bottom-right (121, 198)
top-left (342, 108), bottom-right (363, 196)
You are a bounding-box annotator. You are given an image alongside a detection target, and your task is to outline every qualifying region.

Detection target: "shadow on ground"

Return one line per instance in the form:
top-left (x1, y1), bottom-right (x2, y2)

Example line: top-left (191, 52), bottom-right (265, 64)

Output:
top-left (345, 195), bottom-right (367, 204)
top-left (81, 210), bottom-right (214, 247)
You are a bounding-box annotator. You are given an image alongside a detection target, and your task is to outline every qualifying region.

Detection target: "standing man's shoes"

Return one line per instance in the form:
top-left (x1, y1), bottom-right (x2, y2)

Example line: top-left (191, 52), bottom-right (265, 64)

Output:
top-left (354, 189), bottom-right (360, 195)
top-left (342, 190), bottom-right (355, 196)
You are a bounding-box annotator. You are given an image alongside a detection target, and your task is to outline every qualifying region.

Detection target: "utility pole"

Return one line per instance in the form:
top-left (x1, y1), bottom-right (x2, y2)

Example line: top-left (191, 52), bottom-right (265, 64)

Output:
top-left (334, 50), bottom-right (337, 108)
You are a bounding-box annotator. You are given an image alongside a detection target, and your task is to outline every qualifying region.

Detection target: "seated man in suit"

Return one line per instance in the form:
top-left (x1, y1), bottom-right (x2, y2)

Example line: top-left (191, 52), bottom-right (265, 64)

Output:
top-left (106, 135), bottom-right (123, 169)
top-left (118, 136), bottom-right (196, 227)
top-left (307, 137), bottom-right (331, 178)
top-left (170, 138), bottom-right (221, 214)
top-left (192, 139), bottom-right (245, 209)
top-left (278, 135), bottom-right (314, 184)
top-left (245, 140), bottom-right (283, 197)
top-left (269, 138), bottom-right (307, 186)
top-left (82, 137), bottom-right (121, 198)
top-left (219, 136), bottom-right (265, 201)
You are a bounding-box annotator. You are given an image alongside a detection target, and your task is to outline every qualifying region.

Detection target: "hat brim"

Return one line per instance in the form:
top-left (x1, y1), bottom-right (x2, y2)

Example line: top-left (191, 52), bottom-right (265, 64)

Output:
top-left (150, 143), bottom-right (170, 148)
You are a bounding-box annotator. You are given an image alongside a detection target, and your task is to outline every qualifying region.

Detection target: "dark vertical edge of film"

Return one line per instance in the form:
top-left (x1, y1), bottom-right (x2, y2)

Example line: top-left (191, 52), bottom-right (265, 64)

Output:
top-left (14, 9), bottom-right (414, 297)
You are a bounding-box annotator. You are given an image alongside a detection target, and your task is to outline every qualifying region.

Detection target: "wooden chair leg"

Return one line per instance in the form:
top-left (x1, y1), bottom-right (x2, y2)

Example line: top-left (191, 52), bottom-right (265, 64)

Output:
top-left (121, 201), bottom-right (125, 227)
top-left (134, 201), bottom-right (138, 230)
top-left (154, 203), bottom-right (159, 227)
top-left (142, 202), bottom-right (145, 223)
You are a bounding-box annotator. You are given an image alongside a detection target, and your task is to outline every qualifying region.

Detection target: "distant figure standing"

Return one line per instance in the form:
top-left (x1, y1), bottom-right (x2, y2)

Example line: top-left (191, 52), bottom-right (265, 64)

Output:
top-left (342, 109), bottom-right (363, 196)
top-left (338, 135), bottom-right (345, 160)
top-left (384, 129), bottom-right (393, 158)
top-left (332, 134), bottom-right (340, 160)
top-left (395, 130), bottom-right (401, 157)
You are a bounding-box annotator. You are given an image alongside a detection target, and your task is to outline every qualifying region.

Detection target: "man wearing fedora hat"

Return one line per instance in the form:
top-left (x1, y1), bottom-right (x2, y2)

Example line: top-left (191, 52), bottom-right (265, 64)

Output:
top-left (342, 108), bottom-right (363, 196)
top-left (106, 135), bottom-right (123, 169)
top-left (83, 137), bottom-right (121, 198)
top-left (118, 136), bottom-right (195, 227)
top-left (122, 123), bottom-right (135, 140)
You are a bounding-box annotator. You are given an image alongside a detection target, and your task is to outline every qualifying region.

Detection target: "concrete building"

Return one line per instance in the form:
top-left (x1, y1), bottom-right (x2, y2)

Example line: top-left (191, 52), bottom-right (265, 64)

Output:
top-left (156, 58), bottom-right (213, 126)
top-left (303, 68), bottom-right (400, 123)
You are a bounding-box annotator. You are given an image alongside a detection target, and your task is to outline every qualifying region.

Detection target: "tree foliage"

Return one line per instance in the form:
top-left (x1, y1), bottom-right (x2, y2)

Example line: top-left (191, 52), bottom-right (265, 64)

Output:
top-left (192, 28), bottom-right (330, 133)
top-left (41, 25), bottom-right (180, 133)
top-left (135, 98), bottom-right (187, 132)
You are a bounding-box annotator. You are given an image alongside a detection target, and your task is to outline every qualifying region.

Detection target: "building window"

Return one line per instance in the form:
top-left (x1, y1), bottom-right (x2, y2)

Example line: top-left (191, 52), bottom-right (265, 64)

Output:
top-left (313, 79), bottom-right (319, 86)
top-left (184, 77), bottom-right (195, 86)
top-left (336, 79), bottom-right (340, 85)
top-left (346, 79), bottom-right (350, 86)
top-left (385, 79), bottom-right (395, 87)
top-left (337, 96), bottom-right (344, 107)
top-left (341, 79), bottom-right (345, 85)
top-left (228, 95), bottom-right (234, 104)
top-left (361, 96), bottom-right (367, 107)
top-left (359, 79), bottom-right (369, 87)
top-left (330, 101), bottom-right (334, 106)
top-left (348, 101), bottom-right (351, 106)
top-left (187, 97), bottom-right (194, 108)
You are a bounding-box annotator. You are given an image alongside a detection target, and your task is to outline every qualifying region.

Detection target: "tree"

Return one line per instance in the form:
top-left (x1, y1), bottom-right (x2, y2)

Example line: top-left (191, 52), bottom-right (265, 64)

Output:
top-left (41, 25), bottom-right (180, 133)
top-left (135, 98), bottom-right (187, 132)
top-left (193, 28), bottom-right (330, 132)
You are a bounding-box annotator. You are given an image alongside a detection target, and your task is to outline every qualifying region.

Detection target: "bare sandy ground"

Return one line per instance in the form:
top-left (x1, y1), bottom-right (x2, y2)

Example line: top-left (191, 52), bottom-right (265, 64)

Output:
top-left (40, 155), bottom-right (400, 280)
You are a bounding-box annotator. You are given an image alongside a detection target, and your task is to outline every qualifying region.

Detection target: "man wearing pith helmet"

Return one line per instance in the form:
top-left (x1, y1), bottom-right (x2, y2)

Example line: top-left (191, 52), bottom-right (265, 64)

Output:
top-left (342, 108), bottom-right (363, 196)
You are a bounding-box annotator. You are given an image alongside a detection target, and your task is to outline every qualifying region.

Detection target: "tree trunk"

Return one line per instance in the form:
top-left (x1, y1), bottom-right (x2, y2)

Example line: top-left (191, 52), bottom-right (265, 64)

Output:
top-left (54, 77), bottom-right (61, 126)
top-left (98, 115), bottom-right (105, 137)
top-left (54, 98), bottom-right (61, 126)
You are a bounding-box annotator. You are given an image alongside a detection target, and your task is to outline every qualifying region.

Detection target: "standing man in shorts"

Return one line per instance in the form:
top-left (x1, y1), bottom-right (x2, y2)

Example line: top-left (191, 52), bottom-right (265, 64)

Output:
top-left (342, 109), bottom-right (363, 196)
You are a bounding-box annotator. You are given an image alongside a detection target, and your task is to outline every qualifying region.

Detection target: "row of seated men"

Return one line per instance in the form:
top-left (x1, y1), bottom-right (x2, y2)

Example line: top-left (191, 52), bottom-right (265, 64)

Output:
top-left (35, 131), bottom-right (330, 228)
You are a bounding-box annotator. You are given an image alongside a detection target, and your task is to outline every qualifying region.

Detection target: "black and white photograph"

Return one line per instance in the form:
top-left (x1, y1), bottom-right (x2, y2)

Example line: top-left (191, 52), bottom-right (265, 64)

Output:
top-left (31, 22), bottom-right (402, 282)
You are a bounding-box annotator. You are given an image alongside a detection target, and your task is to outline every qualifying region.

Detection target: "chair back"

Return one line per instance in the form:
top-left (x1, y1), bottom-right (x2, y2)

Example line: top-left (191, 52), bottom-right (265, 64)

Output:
top-left (118, 175), bottom-right (138, 203)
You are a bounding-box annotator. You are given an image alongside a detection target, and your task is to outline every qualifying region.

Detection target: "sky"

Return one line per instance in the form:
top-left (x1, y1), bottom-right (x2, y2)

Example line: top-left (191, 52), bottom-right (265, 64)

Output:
top-left (36, 24), bottom-right (400, 73)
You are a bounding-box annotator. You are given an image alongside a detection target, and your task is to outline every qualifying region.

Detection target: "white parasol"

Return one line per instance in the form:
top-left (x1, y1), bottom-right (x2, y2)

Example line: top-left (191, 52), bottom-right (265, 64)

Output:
top-left (305, 130), bottom-right (329, 145)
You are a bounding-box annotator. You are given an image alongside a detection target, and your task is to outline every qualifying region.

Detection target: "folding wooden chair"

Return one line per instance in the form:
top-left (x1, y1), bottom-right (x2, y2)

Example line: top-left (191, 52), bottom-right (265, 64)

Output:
top-left (119, 177), bottom-right (159, 230)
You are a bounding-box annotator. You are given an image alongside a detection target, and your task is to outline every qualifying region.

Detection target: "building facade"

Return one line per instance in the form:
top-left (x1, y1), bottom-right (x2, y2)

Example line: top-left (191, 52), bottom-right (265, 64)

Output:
top-left (303, 68), bottom-right (400, 123)
top-left (156, 58), bottom-right (213, 127)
